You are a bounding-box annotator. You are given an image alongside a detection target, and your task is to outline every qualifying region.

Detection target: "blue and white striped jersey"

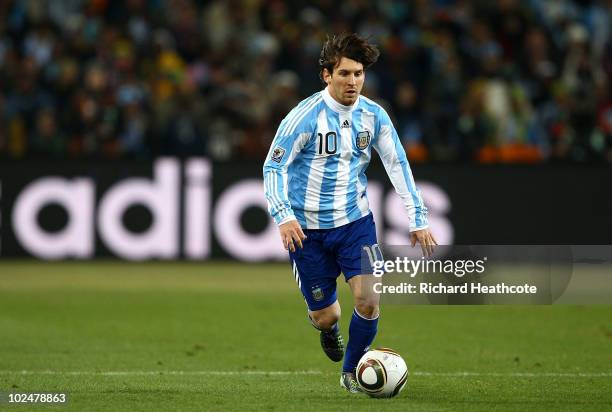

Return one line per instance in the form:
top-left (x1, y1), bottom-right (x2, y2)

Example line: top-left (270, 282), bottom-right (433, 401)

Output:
top-left (263, 88), bottom-right (428, 231)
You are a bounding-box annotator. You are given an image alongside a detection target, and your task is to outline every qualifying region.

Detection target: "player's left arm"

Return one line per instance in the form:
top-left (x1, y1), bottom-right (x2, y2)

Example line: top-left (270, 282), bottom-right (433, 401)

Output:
top-left (372, 109), bottom-right (437, 257)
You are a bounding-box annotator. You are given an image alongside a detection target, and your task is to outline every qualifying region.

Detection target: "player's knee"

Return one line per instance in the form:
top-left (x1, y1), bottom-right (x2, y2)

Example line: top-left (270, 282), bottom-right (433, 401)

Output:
top-left (317, 316), bottom-right (339, 331)
top-left (355, 300), bottom-right (379, 319)
top-left (310, 308), bottom-right (340, 330)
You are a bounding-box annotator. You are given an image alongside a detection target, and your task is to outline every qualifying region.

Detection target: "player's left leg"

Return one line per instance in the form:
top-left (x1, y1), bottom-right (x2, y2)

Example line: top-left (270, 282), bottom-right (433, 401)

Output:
top-left (343, 275), bottom-right (379, 368)
top-left (332, 213), bottom-right (380, 392)
top-left (338, 275), bottom-right (380, 393)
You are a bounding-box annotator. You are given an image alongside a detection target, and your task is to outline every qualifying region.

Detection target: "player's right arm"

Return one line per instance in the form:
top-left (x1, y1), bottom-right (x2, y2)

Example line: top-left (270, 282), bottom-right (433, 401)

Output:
top-left (262, 126), bottom-right (309, 252)
top-left (278, 220), bottom-right (306, 252)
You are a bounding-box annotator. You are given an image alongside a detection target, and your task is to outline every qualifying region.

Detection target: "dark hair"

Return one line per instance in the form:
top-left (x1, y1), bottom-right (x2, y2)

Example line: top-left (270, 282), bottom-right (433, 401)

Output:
top-left (318, 33), bottom-right (380, 82)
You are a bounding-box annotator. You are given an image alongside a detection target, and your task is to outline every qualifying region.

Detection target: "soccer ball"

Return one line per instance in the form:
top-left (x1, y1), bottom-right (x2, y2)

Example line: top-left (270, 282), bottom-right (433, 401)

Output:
top-left (355, 348), bottom-right (408, 398)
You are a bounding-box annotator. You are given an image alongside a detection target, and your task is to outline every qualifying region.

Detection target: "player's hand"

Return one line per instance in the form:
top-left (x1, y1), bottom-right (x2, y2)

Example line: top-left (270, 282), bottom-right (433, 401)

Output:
top-left (279, 220), bottom-right (307, 252)
top-left (410, 228), bottom-right (437, 258)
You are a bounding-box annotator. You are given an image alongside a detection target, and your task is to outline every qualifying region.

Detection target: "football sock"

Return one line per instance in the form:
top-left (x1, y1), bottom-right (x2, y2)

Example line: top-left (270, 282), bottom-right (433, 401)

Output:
top-left (342, 308), bottom-right (378, 373)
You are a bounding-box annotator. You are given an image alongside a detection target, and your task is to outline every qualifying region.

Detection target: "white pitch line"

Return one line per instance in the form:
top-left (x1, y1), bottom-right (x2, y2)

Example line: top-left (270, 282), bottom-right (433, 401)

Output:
top-left (0, 370), bottom-right (322, 377)
top-left (411, 372), bottom-right (612, 378)
top-left (0, 370), bottom-right (610, 378)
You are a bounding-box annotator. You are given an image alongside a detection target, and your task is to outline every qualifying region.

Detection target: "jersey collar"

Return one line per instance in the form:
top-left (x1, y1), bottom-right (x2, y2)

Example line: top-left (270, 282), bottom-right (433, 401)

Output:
top-left (322, 87), bottom-right (360, 113)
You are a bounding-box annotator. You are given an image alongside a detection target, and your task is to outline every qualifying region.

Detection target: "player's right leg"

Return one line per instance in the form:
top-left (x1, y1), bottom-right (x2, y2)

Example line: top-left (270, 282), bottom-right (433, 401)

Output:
top-left (309, 300), bottom-right (344, 362)
top-left (289, 233), bottom-right (344, 362)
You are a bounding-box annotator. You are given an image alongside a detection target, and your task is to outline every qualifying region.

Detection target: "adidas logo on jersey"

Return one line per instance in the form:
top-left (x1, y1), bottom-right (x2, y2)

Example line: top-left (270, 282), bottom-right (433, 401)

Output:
top-left (341, 120), bottom-right (351, 128)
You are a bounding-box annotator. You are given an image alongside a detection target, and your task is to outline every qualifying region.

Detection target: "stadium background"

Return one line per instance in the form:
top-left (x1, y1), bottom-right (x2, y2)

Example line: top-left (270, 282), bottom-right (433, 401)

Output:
top-left (0, 1), bottom-right (611, 411)
top-left (1, 0), bottom-right (611, 258)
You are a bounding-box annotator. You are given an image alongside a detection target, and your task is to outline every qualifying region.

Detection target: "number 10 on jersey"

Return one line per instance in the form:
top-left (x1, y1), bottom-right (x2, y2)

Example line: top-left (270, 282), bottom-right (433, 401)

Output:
top-left (317, 132), bottom-right (338, 155)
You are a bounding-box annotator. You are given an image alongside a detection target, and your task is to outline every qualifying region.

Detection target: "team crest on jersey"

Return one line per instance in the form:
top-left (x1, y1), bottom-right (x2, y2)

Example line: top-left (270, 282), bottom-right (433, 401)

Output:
top-left (271, 146), bottom-right (286, 163)
top-left (356, 131), bottom-right (371, 150)
top-left (312, 287), bottom-right (324, 301)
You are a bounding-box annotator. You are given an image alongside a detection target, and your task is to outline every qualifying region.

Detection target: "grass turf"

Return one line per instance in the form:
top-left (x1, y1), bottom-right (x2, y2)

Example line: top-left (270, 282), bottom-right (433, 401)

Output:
top-left (0, 261), bottom-right (610, 411)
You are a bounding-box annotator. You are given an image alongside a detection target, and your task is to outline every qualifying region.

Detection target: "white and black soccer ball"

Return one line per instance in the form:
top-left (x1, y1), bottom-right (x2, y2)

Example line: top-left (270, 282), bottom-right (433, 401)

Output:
top-left (355, 348), bottom-right (408, 398)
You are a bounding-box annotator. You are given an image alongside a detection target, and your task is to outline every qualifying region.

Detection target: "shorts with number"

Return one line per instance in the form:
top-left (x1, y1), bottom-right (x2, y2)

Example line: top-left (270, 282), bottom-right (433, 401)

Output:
top-left (289, 213), bottom-right (379, 311)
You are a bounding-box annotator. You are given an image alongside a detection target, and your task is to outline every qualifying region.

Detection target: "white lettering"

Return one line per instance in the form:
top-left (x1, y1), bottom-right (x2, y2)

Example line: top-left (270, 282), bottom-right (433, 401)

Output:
top-left (184, 158), bottom-right (211, 259)
top-left (13, 178), bottom-right (94, 259)
top-left (214, 180), bottom-right (285, 261)
top-left (98, 158), bottom-right (180, 260)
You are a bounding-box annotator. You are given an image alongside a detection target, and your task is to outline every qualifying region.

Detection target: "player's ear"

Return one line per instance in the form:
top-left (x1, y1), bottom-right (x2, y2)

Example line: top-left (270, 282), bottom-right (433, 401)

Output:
top-left (322, 68), bottom-right (331, 85)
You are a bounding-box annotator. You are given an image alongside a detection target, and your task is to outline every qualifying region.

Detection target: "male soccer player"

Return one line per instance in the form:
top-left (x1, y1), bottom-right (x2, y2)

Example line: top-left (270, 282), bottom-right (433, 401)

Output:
top-left (263, 33), bottom-right (436, 393)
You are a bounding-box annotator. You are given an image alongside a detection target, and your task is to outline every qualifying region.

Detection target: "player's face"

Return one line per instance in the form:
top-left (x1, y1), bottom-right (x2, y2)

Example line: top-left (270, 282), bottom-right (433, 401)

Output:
top-left (323, 57), bottom-right (365, 106)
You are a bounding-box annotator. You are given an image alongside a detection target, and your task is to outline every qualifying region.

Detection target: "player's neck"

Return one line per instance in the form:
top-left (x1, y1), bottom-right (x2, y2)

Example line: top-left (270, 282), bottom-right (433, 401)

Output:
top-left (323, 87), bottom-right (359, 113)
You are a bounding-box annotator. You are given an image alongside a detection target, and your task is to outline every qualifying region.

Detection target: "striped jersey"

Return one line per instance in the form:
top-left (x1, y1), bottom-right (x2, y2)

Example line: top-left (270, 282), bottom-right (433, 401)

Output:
top-left (263, 88), bottom-right (428, 231)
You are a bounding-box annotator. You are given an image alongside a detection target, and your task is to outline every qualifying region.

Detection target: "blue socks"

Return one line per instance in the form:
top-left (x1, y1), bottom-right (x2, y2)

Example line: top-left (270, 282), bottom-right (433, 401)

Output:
top-left (342, 308), bottom-right (379, 372)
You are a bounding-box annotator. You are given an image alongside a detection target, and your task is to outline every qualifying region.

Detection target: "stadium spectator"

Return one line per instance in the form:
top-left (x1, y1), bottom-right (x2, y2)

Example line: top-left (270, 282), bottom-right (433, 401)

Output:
top-left (0, 0), bottom-right (609, 163)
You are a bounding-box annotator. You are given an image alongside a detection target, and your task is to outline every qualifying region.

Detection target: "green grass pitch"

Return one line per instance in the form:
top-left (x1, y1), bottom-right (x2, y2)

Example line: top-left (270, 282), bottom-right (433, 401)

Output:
top-left (0, 261), bottom-right (610, 411)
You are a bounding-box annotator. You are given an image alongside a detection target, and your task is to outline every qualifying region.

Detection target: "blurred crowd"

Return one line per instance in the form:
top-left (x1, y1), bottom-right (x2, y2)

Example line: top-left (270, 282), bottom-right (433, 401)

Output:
top-left (0, 0), bottom-right (611, 163)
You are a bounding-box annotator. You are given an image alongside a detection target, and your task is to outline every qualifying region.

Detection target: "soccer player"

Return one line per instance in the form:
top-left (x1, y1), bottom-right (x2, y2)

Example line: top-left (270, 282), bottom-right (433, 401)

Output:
top-left (263, 33), bottom-right (436, 393)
